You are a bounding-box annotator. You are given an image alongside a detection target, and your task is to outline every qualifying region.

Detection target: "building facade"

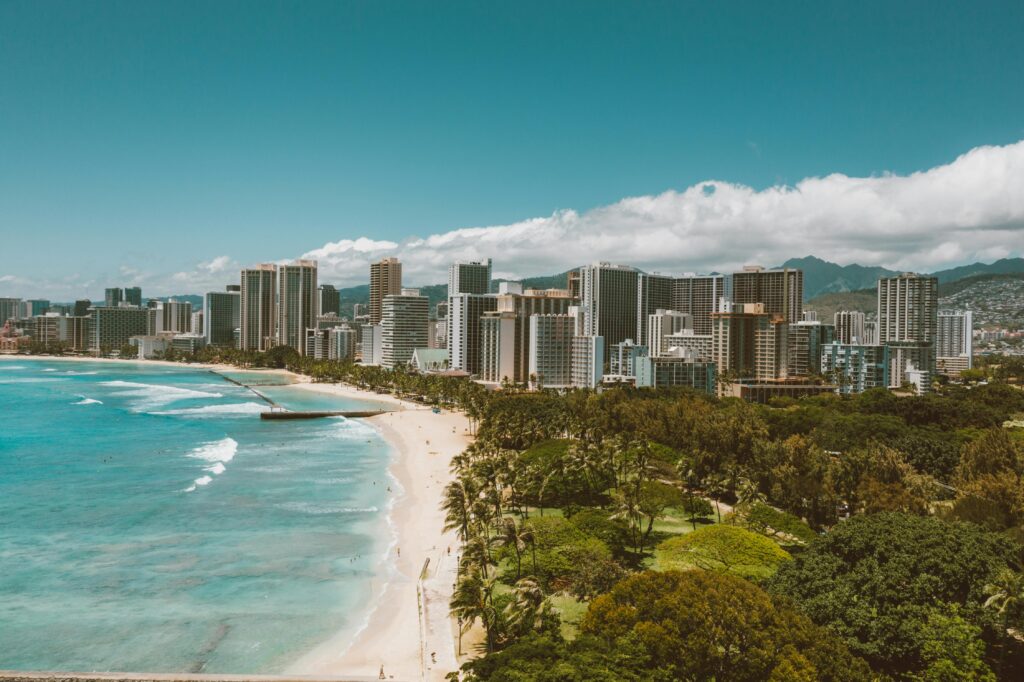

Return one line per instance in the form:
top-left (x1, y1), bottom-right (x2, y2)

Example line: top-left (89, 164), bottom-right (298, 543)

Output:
top-left (204, 289), bottom-right (241, 347)
top-left (381, 289), bottom-right (428, 369)
top-left (580, 262), bottom-right (640, 363)
top-left (528, 314), bottom-right (575, 389)
top-left (731, 266), bottom-right (803, 323)
top-left (278, 260), bottom-right (318, 354)
top-left (369, 257), bottom-right (402, 325)
top-left (240, 264), bottom-right (277, 351)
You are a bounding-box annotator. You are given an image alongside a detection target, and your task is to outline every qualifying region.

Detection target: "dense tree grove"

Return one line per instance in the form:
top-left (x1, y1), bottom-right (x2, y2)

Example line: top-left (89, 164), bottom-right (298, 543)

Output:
top-left (34, 345), bottom-right (1024, 679)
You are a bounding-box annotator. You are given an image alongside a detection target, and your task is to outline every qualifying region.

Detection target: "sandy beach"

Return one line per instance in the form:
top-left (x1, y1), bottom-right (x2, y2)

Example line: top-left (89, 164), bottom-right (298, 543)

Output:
top-left (285, 381), bottom-right (469, 682)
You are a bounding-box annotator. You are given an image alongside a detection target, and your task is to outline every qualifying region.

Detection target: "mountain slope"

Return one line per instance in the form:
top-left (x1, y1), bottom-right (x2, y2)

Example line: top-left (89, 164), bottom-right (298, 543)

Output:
top-left (777, 256), bottom-right (898, 299)
top-left (930, 258), bottom-right (1024, 283)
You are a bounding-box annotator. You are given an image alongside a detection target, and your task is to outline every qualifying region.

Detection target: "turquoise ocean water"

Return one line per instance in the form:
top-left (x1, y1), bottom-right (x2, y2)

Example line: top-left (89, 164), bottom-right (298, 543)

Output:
top-left (0, 359), bottom-right (396, 673)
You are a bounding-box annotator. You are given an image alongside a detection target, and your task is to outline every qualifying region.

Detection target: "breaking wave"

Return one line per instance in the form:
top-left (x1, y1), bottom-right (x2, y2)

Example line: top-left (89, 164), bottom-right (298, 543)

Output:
top-left (151, 402), bottom-right (268, 417)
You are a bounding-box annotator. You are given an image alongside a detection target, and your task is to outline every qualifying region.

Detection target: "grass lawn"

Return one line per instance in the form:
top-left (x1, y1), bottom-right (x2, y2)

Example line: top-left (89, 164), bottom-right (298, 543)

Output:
top-left (549, 593), bottom-right (589, 640)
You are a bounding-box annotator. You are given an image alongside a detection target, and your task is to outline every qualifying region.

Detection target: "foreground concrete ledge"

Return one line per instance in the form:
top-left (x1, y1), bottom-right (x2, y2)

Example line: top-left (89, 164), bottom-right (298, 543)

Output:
top-left (0, 673), bottom-right (399, 682)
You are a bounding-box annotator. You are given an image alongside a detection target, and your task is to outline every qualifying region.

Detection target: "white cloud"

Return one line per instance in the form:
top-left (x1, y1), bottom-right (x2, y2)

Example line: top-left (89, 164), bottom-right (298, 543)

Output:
top-left (300, 139), bottom-right (1024, 285)
top-left (4, 140), bottom-right (1023, 299)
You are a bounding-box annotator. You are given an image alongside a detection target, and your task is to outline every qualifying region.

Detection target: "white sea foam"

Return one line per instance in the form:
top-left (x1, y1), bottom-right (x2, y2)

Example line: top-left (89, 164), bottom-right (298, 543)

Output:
top-left (73, 397), bottom-right (103, 406)
top-left (180, 438), bottom-right (237, 492)
top-left (279, 502), bottom-right (379, 515)
top-left (184, 475), bottom-right (214, 492)
top-left (187, 437), bottom-right (238, 463)
top-left (62, 370), bottom-right (99, 376)
top-left (101, 380), bottom-right (223, 410)
top-left (0, 364), bottom-right (26, 369)
top-left (151, 402), bottom-right (268, 417)
top-left (42, 368), bottom-right (57, 372)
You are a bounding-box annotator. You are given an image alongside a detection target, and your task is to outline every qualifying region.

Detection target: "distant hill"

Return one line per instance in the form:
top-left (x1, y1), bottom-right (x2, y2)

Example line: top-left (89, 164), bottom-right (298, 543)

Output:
top-left (805, 273), bottom-right (1024, 328)
top-left (931, 258), bottom-right (1024, 283)
top-left (776, 256), bottom-right (897, 299)
top-left (804, 288), bottom-right (877, 321)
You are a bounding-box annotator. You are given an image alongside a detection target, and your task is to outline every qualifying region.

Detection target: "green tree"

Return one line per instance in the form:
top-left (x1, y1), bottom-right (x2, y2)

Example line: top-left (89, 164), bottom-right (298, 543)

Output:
top-left (655, 524), bottom-right (791, 581)
top-left (581, 570), bottom-right (871, 682)
top-left (767, 512), bottom-right (1020, 678)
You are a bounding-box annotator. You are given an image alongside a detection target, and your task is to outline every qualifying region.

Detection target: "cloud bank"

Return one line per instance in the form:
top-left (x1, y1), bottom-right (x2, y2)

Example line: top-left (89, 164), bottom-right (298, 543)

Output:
top-left (302, 139), bottom-right (1024, 286)
top-left (4, 140), bottom-right (1023, 299)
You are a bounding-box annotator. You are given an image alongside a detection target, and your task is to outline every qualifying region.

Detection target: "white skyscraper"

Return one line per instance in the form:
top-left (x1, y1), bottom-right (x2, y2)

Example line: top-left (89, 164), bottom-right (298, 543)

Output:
top-left (936, 309), bottom-right (973, 377)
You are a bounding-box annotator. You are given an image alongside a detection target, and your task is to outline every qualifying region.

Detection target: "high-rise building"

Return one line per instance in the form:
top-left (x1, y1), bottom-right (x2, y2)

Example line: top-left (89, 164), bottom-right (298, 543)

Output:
top-left (711, 303), bottom-right (766, 383)
top-left (802, 310), bottom-right (818, 322)
top-left (160, 300), bottom-right (193, 333)
top-left (671, 274), bottom-right (726, 335)
top-left (821, 343), bottom-right (891, 394)
top-left (124, 287), bottom-right (142, 307)
top-left (448, 259), bottom-right (492, 296)
top-left (731, 266), bottom-right (803, 323)
top-left (318, 284), bottom-right (340, 317)
top-left (937, 309), bottom-right (973, 377)
top-left (59, 316), bottom-right (90, 351)
top-left (787, 321), bottom-right (835, 377)
top-left (754, 315), bottom-right (789, 381)
top-left (636, 273), bottom-right (675, 347)
top-left (571, 335), bottom-right (605, 388)
top-left (834, 310), bottom-right (867, 344)
top-left (662, 330), bottom-right (714, 361)
top-left (567, 270), bottom-right (581, 299)
top-left (277, 260), bottom-right (318, 354)
top-left (369, 257), bottom-right (402, 325)
top-left (381, 289), bottom-right (428, 369)
top-left (204, 288), bottom-right (241, 347)
top-left (877, 274), bottom-right (938, 391)
top-left (528, 314), bottom-right (575, 389)
top-left (0, 298), bottom-right (22, 324)
top-left (73, 299), bottom-right (92, 317)
top-left (635, 356), bottom-right (716, 393)
top-left (648, 309), bottom-right (693, 357)
top-left (610, 339), bottom-right (649, 377)
top-left (580, 262), bottom-right (640, 363)
top-left (863, 321), bottom-right (878, 345)
top-left (240, 264), bottom-right (277, 351)
top-left (479, 311), bottom-right (518, 384)
top-left (104, 288), bottom-right (124, 308)
top-left (449, 293), bottom-right (497, 375)
top-left (361, 324), bottom-right (383, 365)
top-left (486, 283), bottom-right (575, 383)
top-left (329, 325), bottom-right (358, 361)
top-left (32, 314), bottom-right (61, 347)
top-left (89, 306), bottom-right (150, 351)
top-left (26, 300), bottom-right (50, 316)
top-left (447, 259), bottom-right (493, 365)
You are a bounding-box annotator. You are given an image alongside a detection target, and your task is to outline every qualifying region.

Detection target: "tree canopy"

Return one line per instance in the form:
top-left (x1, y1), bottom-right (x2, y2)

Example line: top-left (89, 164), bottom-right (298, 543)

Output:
top-left (580, 570), bottom-right (872, 682)
top-left (655, 524), bottom-right (791, 581)
top-left (767, 512), bottom-right (1022, 678)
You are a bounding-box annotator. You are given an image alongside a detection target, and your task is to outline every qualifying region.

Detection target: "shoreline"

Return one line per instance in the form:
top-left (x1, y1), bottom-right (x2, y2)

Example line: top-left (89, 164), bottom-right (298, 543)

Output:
top-left (285, 382), bottom-right (468, 681)
top-left (1, 356), bottom-right (468, 680)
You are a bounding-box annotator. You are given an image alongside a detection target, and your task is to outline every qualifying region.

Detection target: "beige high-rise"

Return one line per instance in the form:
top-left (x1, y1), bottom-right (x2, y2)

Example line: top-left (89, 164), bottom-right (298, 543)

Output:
top-left (369, 257), bottom-right (402, 325)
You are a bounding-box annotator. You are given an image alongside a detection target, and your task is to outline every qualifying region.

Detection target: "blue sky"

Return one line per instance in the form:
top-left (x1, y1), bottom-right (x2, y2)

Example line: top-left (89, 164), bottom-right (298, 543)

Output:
top-left (2, 1), bottom-right (1023, 297)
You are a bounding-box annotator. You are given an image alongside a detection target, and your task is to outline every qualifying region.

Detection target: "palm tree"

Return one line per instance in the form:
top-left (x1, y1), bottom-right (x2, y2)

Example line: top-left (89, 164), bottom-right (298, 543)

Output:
top-left (494, 517), bottom-right (528, 579)
top-left (441, 480), bottom-right (473, 542)
top-left (984, 569), bottom-right (1024, 632)
top-left (450, 572), bottom-right (500, 653)
top-left (504, 577), bottom-right (555, 637)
